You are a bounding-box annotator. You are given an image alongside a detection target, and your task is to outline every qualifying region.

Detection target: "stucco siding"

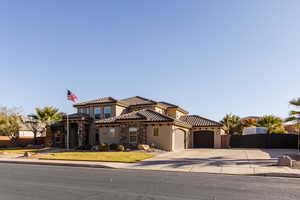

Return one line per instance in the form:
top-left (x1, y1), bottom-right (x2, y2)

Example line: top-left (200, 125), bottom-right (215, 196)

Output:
top-left (147, 125), bottom-right (172, 151)
top-left (116, 105), bottom-right (126, 116)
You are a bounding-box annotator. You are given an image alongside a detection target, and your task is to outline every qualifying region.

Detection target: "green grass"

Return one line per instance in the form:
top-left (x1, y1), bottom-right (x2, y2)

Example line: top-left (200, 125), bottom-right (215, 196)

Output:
top-left (41, 152), bottom-right (154, 163)
top-left (0, 148), bottom-right (50, 154)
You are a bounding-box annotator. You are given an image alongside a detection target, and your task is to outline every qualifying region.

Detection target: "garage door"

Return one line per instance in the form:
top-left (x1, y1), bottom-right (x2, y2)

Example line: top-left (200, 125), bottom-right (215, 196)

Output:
top-left (193, 131), bottom-right (214, 148)
top-left (174, 129), bottom-right (186, 151)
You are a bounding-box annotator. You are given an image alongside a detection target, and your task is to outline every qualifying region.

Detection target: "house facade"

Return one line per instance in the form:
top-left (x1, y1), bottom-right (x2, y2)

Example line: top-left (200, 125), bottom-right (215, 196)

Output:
top-left (53, 96), bottom-right (226, 151)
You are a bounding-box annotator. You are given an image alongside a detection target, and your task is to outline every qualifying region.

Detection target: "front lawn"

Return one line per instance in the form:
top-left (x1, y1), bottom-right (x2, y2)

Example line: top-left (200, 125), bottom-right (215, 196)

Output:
top-left (41, 152), bottom-right (154, 163)
top-left (0, 148), bottom-right (50, 154)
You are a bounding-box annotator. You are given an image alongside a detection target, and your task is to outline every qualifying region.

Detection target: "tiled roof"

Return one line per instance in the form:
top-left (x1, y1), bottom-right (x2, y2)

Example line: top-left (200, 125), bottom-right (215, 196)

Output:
top-left (96, 109), bottom-right (192, 128)
top-left (64, 113), bottom-right (91, 120)
top-left (158, 101), bottom-right (189, 114)
top-left (74, 97), bottom-right (117, 106)
top-left (157, 101), bottom-right (178, 108)
top-left (119, 96), bottom-right (157, 106)
top-left (179, 115), bottom-right (224, 127)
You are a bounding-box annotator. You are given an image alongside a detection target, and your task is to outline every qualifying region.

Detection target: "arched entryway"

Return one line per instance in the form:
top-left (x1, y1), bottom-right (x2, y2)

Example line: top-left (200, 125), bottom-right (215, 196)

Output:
top-left (193, 131), bottom-right (214, 148)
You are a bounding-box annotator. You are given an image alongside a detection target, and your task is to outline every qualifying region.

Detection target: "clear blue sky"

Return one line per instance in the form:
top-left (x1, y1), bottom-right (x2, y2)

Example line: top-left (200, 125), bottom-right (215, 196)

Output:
top-left (1, 0), bottom-right (300, 121)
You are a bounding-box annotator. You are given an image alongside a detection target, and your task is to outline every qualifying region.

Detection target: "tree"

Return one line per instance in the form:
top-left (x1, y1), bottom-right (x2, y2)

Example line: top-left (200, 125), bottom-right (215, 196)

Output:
top-left (30, 107), bottom-right (64, 146)
top-left (286, 97), bottom-right (300, 133)
top-left (31, 107), bottom-right (64, 127)
top-left (220, 114), bottom-right (242, 134)
top-left (241, 117), bottom-right (257, 127)
top-left (24, 116), bottom-right (45, 145)
top-left (0, 106), bottom-right (21, 142)
top-left (257, 115), bottom-right (286, 134)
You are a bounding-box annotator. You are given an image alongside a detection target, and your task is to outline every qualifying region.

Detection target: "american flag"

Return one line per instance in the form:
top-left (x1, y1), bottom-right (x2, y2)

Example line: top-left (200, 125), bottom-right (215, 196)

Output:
top-left (67, 90), bottom-right (78, 102)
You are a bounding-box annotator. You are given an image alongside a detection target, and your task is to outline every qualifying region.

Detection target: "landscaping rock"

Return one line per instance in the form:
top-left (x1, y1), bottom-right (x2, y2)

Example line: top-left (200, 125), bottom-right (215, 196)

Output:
top-left (278, 154), bottom-right (300, 169)
top-left (23, 152), bottom-right (32, 157)
top-left (91, 145), bottom-right (99, 151)
top-left (138, 144), bottom-right (150, 151)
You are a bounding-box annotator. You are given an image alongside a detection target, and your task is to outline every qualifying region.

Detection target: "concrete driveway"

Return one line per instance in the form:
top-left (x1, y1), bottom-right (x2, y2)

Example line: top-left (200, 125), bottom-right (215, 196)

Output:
top-left (129, 149), bottom-right (300, 176)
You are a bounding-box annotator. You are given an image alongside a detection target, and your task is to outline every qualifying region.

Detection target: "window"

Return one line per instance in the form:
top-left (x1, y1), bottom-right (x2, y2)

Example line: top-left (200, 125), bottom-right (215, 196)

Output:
top-left (94, 107), bottom-right (101, 119)
top-left (78, 108), bottom-right (83, 113)
top-left (86, 108), bottom-right (90, 115)
top-left (153, 127), bottom-right (159, 136)
top-left (104, 106), bottom-right (111, 118)
top-left (108, 128), bottom-right (115, 136)
top-left (129, 127), bottom-right (138, 144)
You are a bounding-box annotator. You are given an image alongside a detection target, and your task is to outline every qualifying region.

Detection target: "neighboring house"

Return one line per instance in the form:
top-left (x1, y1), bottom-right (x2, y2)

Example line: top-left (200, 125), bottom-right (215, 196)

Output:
top-left (54, 96), bottom-right (226, 151)
top-left (242, 127), bottom-right (267, 135)
top-left (19, 117), bottom-right (46, 137)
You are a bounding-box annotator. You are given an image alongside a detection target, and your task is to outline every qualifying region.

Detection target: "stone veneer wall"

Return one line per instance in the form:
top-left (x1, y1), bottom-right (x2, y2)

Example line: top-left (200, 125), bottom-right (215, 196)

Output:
top-left (119, 123), bottom-right (147, 145)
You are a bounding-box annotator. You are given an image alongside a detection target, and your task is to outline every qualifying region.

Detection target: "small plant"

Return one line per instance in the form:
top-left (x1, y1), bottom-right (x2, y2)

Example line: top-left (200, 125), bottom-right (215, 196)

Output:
top-left (117, 144), bottom-right (125, 152)
top-left (99, 143), bottom-right (109, 151)
top-left (76, 145), bottom-right (92, 151)
top-left (109, 143), bottom-right (118, 150)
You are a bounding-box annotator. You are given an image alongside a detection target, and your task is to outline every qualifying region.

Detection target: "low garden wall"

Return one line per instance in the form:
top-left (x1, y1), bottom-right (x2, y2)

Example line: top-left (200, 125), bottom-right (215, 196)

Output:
top-left (0, 136), bottom-right (45, 148)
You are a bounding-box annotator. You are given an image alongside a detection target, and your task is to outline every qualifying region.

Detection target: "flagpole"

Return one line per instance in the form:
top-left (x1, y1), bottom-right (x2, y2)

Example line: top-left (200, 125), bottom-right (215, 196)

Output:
top-left (66, 89), bottom-right (78, 150)
top-left (67, 112), bottom-right (69, 150)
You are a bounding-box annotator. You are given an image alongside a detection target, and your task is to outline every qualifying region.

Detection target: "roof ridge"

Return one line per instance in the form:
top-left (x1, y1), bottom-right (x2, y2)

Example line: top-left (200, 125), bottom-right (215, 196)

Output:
top-left (133, 96), bottom-right (157, 104)
top-left (185, 115), bottom-right (223, 126)
top-left (158, 101), bottom-right (178, 108)
top-left (143, 109), bottom-right (174, 121)
top-left (74, 96), bottom-right (117, 106)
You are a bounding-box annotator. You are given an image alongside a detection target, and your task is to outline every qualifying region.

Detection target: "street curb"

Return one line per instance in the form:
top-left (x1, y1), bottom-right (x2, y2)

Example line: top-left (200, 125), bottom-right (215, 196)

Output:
top-left (253, 173), bottom-right (300, 179)
top-left (0, 160), bottom-right (114, 169)
top-left (1, 160), bottom-right (299, 179)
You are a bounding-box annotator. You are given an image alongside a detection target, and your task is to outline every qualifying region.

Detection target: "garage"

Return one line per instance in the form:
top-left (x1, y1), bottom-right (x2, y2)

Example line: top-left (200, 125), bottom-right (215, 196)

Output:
top-left (174, 129), bottom-right (186, 151)
top-left (193, 131), bottom-right (214, 148)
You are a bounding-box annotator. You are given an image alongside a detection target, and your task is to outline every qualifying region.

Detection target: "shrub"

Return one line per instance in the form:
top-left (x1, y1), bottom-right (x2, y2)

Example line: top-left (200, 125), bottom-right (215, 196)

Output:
top-left (117, 144), bottom-right (125, 152)
top-left (99, 143), bottom-right (109, 151)
top-left (109, 143), bottom-right (118, 150)
top-left (76, 145), bottom-right (92, 151)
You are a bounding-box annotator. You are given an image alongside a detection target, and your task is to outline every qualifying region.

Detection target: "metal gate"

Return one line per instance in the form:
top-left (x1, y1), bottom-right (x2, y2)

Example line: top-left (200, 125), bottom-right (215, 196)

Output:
top-left (230, 134), bottom-right (298, 148)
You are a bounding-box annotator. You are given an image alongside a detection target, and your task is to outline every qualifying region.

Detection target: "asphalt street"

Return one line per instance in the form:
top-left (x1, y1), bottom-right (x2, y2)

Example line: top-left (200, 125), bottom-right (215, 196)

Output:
top-left (0, 163), bottom-right (299, 200)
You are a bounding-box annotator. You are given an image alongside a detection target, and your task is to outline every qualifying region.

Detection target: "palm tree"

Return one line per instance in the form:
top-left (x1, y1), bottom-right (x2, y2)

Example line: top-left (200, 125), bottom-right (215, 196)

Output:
top-left (31, 107), bottom-right (64, 127)
top-left (30, 107), bottom-right (64, 144)
top-left (286, 98), bottom-right (300, 149)
top-left (257, 115), bottom-right (286, 134)
top-left (220, 114), bottom-right (242, 134)
top-left (286, 98), bottom-right (300, 129)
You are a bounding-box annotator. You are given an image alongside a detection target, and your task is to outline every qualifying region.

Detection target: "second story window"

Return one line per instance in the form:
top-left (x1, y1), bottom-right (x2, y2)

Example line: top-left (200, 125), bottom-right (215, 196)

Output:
top-left (104, 106), bottom-right (111, 118)
top-left (94, 107), bottom-right (100, 119)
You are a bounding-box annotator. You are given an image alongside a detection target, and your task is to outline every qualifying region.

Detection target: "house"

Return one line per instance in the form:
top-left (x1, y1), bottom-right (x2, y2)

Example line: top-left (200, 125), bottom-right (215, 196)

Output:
top-left (242, 127), bottom-right (268, 135)
top-left (54, 96), bottom-right (226, 151)
top-left (18, 116), bottom-right (46, 137)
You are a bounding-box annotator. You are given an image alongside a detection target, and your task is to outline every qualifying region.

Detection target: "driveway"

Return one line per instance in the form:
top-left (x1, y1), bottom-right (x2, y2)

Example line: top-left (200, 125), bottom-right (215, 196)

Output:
top-left (128, 149), bottom-right (300, 176)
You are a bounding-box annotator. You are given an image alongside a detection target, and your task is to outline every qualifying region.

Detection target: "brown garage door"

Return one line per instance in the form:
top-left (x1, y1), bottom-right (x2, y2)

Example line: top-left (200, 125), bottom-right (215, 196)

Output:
top-left (174, 129), bottom-right (186, 151)
top-left (193, 131), bottom-right (214, 148)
